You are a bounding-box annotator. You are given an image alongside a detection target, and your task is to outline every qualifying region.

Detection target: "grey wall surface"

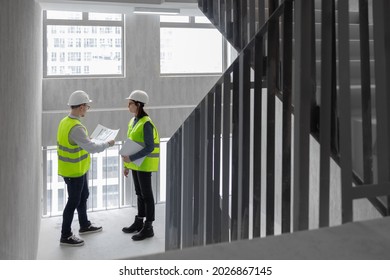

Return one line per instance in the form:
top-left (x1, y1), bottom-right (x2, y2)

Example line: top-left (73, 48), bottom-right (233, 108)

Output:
top-left (0, 0), bottom-right (42, 259)
top-left (42, 12), bottom-right (220, 146)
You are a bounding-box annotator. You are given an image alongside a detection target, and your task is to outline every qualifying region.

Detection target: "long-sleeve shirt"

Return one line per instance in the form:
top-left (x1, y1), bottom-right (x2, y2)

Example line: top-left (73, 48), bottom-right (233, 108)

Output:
top-left (68, 114), bottom-right (109, 154)
top-left (128, 118), bottom-right (154, 162)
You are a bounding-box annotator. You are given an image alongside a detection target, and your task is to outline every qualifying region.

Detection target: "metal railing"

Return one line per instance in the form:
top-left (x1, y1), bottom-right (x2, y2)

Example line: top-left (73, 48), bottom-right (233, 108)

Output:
top-left (165, 0), bottom-right (390, 251)
top-left (42, 141), bottom-right (165, 217)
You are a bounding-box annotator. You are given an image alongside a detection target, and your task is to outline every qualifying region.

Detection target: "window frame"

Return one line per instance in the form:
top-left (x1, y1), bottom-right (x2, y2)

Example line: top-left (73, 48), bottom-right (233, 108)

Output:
top-left (160, 16), bottom-right (227, 76)
top-left (43, 10), bottom-right (125, 78)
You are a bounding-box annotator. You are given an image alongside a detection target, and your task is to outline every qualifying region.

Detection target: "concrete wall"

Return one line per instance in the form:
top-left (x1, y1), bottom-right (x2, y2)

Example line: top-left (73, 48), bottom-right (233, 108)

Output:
top-left (271, 100), bottom-right (381, 236)
top-left (0, 0), bottom-right (42, 259)
top-left (42, 11), bottom-right (221, 146)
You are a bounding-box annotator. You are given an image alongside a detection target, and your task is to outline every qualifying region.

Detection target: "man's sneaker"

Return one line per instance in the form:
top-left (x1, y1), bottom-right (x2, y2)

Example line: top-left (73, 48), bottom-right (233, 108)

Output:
top-left (60, 235), bottom-right (84, 247)
top-left (79, 225), bottom-right (103, 235)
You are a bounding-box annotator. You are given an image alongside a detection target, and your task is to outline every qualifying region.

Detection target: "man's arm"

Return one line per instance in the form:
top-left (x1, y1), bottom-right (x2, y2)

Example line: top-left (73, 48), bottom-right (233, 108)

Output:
top-left (69, 125), bottom-right (112, 154)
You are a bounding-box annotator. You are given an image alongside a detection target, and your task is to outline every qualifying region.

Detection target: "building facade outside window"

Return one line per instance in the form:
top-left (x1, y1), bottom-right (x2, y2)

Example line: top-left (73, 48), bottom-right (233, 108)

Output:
top-left (160, 15), bottom-right (226, 75)
top-left (43, 10), bottom-right (124, 77)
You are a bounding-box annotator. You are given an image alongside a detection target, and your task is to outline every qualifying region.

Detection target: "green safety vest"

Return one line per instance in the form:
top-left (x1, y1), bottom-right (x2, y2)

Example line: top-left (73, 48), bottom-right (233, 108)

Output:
top-left (124, 116), bottom-right (160, 172)
top-left (57, 116), bottom-right (91, 178)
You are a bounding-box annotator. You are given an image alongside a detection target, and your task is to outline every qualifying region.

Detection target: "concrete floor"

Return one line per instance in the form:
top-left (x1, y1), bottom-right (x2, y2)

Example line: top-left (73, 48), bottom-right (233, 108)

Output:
top-left (38, 203), bottom-right (390, 260)
top-left (138, 216), bottom-right (390, 260)
top-left (37, 203), bottom-right (166, 260)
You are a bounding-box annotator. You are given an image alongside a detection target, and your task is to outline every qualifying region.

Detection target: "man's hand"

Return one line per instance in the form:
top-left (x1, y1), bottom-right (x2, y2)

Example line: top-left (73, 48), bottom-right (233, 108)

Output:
top-left (123, 168), bottom-right (129, 177)
top-left (108, 140), bottom-right (115, 147)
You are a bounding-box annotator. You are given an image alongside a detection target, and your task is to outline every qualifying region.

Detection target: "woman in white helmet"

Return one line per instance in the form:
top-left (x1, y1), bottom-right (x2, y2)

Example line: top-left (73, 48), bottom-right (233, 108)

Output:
top-left (121, 90), bottom-right (160, 241)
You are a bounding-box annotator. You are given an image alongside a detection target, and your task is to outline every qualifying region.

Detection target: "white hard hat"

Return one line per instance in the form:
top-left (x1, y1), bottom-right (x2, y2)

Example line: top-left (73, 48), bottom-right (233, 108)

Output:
top-left (67, 90), bottom-right (92, 106)
top-left (126, 90), bottom-right (149, 104)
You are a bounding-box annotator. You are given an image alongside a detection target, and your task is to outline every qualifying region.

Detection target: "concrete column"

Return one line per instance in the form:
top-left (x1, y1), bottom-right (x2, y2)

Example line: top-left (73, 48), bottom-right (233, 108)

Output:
top-left (0, 0), bottom-right (42, 259)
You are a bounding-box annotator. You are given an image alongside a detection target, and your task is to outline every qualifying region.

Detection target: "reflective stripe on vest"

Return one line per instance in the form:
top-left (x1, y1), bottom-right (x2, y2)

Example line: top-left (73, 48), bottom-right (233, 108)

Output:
top-left (124, 116), bottom-right (160, 172)
top-left (57, 116), bottom-right (91, 177)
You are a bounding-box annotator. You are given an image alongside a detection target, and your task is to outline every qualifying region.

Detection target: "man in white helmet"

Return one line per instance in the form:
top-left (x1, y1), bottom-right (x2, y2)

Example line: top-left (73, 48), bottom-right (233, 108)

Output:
top-left (57, 90), bottom-right (115, 247)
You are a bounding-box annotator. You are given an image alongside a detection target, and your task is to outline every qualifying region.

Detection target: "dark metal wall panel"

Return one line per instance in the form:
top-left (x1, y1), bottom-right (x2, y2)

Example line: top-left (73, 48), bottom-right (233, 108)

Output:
top-left (258, 0), bottom-right (265, 27)
top-left (205, 92), bottom-right (215, 244)
top-left (358, 0), bottom-right (374, 185)
top-left (182, 116), bottom-right (195, 248)
top-left (192, 107), bottom-right (202, 246)
top-left (265, 0), bottom-right (279, 236)
top-left (226, 0), bottom-right (233, 40)
top-left (165, 137), bottom-right (173, 250)
top-left (373, 0), bottom-right (390, 188)
top-left (207, 0), bottom-right (213, 21)
top-left (220, 0), bottom-right (226, 33)
top-left (165, 131), bottom-right (182, 250)
top-left (233, 0), bottom-right (241, 48)
top-left (293, 0), bottom-right (313, 231)
top-left (373, 0), bottom-right (390, 213)
top-left (253, 35), bottom-right (264, 238)
top-left (176, 129), bottom-right (183, 248)
top-left (198, 99), bottom-right (207, 245)
top-left (231, 62), bottom-right (240, 241)
top-left (249, 0), bottom-right (256, 38)
top-left (352, 183), bottom-right (390, 199)
top-left (239, 49), bottom-right (251, 239)
top-left (198, 0), bottom-right (203, 11)
top-left (241, 0), bottom-right (249, 48)
top-left (221, 74), bottom-right (231, 242)
top-left (318, 0), bottom-right (334, 228)
top-left (281, 0), bottom-right (292, 234)
top-left (338, 0), bottom-right (353, 223)
top-left (213, 0), bottom-right (220, 27)
top-left (213, 84), bottom-right (222, 243)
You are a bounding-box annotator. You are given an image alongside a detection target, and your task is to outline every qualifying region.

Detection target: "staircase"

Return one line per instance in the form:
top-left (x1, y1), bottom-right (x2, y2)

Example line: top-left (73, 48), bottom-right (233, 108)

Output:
top-left (164, 0), bottom-right (390, 251)
top-left (202, 0), bottom-right (375, 174)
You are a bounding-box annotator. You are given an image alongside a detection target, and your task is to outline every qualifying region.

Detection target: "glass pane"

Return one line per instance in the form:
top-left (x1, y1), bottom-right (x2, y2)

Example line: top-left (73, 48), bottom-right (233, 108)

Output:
top-left (88, 186), bottom-right (97, 210)
top-left (160, 15), bottom-right (189, 23)
top-left (195, 16), bottom-right (211, 24)
top-left (46, 10), bottom-right (82, 20)
top-left (103, 184), bottom-right (119, 208)
top-left (160, 28), bottom-right (223, 74)
top-left (47, 160), bottom-right (52, 182)
top-left (103, 156), bottom-right (119, 179)
top-left (46, 189), bottom-right (52, 214)
top-left (57, 188), bottom-right (64, 212)
top-left (89, 12), bottom-right (122, 21)
top-left (91, 158), bottom-right (98, 180)
top-left (46, 25), bottom-right (122, 76)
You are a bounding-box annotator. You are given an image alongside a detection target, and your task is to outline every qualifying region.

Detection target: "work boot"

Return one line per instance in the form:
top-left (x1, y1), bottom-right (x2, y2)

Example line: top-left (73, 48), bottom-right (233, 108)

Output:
top-left (132, 221), bottom-right (154, 241)
top-left (122, 215), bottom-right (144, 233)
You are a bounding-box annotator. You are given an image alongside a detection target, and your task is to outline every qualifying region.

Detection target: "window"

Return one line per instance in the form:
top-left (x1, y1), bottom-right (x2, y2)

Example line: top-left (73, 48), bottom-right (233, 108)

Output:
top-left (160, 16), bottom-right (223, 75)
top-left (43, 11), bottom-right (124, 77)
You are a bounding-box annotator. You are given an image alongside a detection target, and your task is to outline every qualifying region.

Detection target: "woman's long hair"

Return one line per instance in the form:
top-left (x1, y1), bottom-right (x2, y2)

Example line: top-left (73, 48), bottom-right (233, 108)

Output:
top-left (135, 101), bottom-right (148, 118)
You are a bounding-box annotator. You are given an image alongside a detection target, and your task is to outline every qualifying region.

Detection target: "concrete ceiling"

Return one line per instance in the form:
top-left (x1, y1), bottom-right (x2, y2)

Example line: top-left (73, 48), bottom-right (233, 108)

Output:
top-left (37, 0), bottom-right (201, 15)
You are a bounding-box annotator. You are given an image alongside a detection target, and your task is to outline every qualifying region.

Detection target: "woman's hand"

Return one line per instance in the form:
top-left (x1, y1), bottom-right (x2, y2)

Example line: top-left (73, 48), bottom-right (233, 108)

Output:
top-left (123, 168), bottom-right (129, 177)
top-left (122, 155), bottom-right (131, 163)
